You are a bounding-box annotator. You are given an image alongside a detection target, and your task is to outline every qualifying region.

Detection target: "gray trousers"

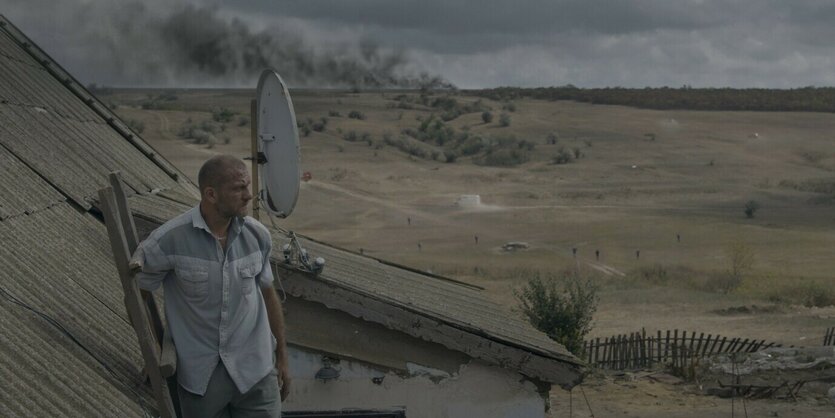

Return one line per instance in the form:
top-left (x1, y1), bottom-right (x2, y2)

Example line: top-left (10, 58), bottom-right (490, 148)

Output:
top-left (178, 361), bottom-right (281, 418)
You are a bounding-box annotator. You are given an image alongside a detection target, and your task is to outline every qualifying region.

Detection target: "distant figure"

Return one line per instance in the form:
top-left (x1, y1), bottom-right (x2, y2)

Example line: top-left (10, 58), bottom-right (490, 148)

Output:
top-left (474, 235), bottom-right (479, 245)
top-left (359, 248), bottom-right (364, 255)
top-left (636, 250), bottom-right (640, 260)
top-left (572, 247), bottom-right (577, 257)
top-left (408, 217), bottom-right (411, 226)
top-left (595, 249), bottom-right (600, 261)
top-left (677, 233), bottom-right (681, 243)
top-left (418, 242), bottom-right (422, 252)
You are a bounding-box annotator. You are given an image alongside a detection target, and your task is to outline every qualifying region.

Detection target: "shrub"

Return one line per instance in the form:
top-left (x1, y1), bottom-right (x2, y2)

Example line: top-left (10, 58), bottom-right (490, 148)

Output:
top-left (572, 147), bottom-right (582, 159)
top-left (477, 148), bottom-right (529, 167)
top-left (237, 116), bottom-right (249, 127)
top-left (311, 117), bottom-right (327, 132)
top-left (328, 110), bottom-right (341, 117)
top-left (546, 132), bottom-right (558, 145)
top-left (552, 147), bottom-right (573, 164)
top-left (348, 110), bottom-right (366, 120)
top-left (126, 119), bottom-right (145, 134)
top-left (212, 108), bottom-right (235, 123)
top-left (515, 273), bottom-right (598, 355)
top-left (499, 112), bottom-right (511, 127)
top-left (726, 242), bottom-right (754, 290)
top-left (444, 151), bottom-right (458, 163)
top-left (767, 282), bottom-right (835, 307)
top-left (481, 111), bottom-right (493, 124)
top-left (744, 200), bottom-right (760, 218)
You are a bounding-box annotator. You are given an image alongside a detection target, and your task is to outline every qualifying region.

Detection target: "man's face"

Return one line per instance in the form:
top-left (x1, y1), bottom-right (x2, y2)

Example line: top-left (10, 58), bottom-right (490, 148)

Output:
top-left (213, 167), bottom-right (252, 218)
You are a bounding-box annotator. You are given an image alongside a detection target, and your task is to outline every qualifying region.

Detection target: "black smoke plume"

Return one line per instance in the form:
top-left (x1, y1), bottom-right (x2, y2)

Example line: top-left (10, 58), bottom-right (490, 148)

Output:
top-left (4, 1), bottom-right (453, 89)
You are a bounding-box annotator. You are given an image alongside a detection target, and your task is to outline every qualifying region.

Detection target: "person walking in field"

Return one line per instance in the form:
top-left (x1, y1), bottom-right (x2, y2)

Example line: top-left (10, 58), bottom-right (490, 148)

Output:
top-left (135, 155), bottom-right (289, 417)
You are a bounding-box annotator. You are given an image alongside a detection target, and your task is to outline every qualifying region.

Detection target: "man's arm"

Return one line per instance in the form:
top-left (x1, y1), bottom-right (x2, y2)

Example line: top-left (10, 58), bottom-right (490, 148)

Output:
top-left (262, 285), bottom-right (290, 401)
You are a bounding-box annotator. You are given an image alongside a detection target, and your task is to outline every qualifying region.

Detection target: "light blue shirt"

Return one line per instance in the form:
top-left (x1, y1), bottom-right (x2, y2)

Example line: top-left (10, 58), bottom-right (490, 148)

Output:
top-left (135, 206), bottom-right (276, 396)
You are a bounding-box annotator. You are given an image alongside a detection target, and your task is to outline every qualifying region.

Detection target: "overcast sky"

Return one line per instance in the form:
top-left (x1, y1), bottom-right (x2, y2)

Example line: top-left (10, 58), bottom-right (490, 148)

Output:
top-left (3, 0), bottom-right (835, 88)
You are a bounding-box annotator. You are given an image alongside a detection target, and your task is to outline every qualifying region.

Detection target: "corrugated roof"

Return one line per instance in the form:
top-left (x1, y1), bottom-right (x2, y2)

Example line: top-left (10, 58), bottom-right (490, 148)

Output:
top-left (0, 31), bottom-right (100, 123)
top-left (297, 237), bottom-right (575, 361)
top-left (0, 15), bottom-right (191, 213)
top-left (0, 145), bottom-right (64, 220)
top-left (0, 102), bottom-right (180, 209)
top-left (0, 203), bottom-right (153, 417)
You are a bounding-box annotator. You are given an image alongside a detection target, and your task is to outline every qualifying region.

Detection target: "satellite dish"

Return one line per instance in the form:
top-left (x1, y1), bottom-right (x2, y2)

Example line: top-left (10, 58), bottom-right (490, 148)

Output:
top-left (256, 69), bottom-right (300, 218)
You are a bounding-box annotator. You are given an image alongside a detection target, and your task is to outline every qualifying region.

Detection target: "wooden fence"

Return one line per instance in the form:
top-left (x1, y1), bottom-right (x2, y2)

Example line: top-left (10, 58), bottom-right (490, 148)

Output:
top-left (582, 329), bottom-right (781, 370)
top-left (825, 327), bottom-right (835, 346)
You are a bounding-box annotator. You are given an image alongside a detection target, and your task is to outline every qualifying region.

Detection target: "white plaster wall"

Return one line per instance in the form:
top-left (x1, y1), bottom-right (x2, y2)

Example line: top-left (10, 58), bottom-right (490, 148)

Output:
top-left (284, 347), bottom-right (546, 418)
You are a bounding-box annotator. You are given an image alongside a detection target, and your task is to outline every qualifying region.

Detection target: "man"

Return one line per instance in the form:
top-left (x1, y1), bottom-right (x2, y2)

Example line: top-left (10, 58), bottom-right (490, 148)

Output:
top-left (135, 155), bottom-right (289, 417)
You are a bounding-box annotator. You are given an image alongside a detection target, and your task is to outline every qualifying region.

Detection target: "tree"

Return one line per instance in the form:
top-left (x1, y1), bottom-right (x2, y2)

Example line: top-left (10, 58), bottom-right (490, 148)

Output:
top-left (744, 200), bottom-right (760, 218)
top-left (481, 111), bottom-right (493, 124)
top-left (515, 273), bottom-right (598, 355)
top-left (713, 242), bottom-right (755, 293)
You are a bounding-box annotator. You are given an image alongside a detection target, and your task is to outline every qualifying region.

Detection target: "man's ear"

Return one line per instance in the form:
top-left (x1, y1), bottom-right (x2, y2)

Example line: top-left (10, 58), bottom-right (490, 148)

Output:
top-left (204, 186), bottom-right (217, 203)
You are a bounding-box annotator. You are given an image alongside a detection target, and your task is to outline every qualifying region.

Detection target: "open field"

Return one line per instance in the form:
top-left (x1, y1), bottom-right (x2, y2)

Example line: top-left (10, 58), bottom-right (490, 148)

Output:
top-left (100, 88), bottom-right (835, 416)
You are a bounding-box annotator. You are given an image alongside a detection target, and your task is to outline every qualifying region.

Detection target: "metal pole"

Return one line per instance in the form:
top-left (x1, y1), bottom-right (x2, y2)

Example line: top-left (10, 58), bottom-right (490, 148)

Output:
top-left (250, 98), bottom-right (260, 221)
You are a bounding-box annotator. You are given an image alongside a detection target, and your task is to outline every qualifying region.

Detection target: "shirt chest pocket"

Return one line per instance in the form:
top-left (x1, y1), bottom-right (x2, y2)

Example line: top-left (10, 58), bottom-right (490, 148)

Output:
top-left (175, 262), bottom-right (210, 299)
top-left (238, 260), bottom-right (262, 295)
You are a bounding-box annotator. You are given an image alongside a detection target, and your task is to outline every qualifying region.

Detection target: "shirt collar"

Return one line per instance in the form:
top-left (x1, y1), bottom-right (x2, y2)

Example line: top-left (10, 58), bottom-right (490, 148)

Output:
top-left (190, 205), bottom-right (244, 239)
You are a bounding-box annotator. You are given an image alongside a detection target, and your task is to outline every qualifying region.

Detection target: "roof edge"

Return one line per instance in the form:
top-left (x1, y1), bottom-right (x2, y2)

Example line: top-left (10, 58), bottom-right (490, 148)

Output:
top-left (280, 269), bottom-right (586, 387)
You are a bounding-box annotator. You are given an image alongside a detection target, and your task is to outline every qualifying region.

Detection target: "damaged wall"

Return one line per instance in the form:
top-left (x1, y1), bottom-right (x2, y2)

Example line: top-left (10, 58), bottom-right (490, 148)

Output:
top-left (282, 297), bottom-right (548, 417)
top-left (284, 347), bottom-right (546, 418)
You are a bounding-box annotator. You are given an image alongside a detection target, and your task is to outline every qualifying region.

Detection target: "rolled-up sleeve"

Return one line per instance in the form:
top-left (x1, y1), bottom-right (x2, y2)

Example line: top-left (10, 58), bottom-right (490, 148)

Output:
top-left (134, 238), bottom-right (172, 291)
top-left (257, 239), bottom-right (275, 288)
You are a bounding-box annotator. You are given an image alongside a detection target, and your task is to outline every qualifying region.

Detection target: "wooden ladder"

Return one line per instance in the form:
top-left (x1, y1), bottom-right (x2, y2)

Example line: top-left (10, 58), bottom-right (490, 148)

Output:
top-left (98, 172), bottom-right (178, 418)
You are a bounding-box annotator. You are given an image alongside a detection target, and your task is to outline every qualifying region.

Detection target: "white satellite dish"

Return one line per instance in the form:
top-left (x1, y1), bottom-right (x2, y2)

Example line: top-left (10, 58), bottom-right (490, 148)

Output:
top-left (256, 69), bottom-right (300, 218)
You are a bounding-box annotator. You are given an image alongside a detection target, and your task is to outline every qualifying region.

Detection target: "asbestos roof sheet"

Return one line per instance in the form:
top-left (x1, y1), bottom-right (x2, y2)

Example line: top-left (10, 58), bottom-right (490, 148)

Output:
top-left (0, 16), bottom-right (187, 213)
top-left (0, 103), bottom-right (179, 209)
top-left (0, 30), bottom-right (100, 123)
top-left (0, 144), bottom-right (64, 220)
top-left (127, 193), bottom-right (576, 363)
top-left (0, 203), bottom-right (154, 417)
top-left (292, 237), bottom-right (576, 362)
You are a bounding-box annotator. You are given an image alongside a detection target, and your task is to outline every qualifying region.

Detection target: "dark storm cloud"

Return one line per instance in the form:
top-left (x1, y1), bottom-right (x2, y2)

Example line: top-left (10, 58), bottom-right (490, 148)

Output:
top-left (3, 0), bottom-right (835, 87)
top-left (228, 0), bottom-right (731, 36)
top-left (0, 0), bottom-right (452, 88)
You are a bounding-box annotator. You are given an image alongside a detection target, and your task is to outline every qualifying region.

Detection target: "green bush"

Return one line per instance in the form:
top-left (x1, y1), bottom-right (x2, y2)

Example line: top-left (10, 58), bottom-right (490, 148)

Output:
top-left (744, 200), bottom-right (760, 218)
top-left (767, 282), bottom-right (835, 307)
top-left (515, 273), bottom-right (598, 355)
top-left (212, 108), bottom-right (235, 123)
top-left (552, 147), bottom-right (574, 164)
top-left (499, 113), bottom-right (511, 127)
top-left (348, 110), bottom-right (366, 120)
top-left (481, 111), bottom-right (493, 124)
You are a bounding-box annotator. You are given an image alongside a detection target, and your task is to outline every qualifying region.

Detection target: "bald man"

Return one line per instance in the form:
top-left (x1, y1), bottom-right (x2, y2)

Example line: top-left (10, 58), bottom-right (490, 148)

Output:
top-left (135, 155), bottom-right (288, 418)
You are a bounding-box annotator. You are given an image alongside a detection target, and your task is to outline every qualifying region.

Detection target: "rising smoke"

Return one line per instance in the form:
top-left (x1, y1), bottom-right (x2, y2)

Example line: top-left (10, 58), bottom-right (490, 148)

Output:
top-left (3, 0), bottom-right (453, 89)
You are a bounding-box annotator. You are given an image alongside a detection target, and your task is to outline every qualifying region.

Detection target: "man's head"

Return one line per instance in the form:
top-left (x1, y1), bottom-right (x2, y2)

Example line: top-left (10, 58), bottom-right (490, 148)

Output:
top-left (198, 155), bottom-right (252, 219)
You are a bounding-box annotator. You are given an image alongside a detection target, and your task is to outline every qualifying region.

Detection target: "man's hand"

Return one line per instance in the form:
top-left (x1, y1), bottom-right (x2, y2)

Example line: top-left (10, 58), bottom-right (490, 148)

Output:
top-left (277, 362), bottom-right (291, 401)
top-left (263, 286), bottom-right (290, 401)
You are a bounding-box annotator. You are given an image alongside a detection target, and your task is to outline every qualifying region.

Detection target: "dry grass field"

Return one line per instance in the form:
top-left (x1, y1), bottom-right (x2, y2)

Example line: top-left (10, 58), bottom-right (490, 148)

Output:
top-left (101, 88), bottom-right (835, 416)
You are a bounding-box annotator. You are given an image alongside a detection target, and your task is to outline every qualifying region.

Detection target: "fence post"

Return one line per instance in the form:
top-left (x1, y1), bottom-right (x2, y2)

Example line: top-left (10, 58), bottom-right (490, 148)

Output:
top-left (657, 330), bottom-right (663, 364)
top-left (702, 334), bottom-right (712, 357)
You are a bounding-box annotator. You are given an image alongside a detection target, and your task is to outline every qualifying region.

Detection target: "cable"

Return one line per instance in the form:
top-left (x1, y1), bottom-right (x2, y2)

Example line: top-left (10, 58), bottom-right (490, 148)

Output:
top-left (0, 285), bottom-right (155, 417)
top-left (579, 385), bottom-right (595, 418)
top-left (569, 387), bottom-right (572, 418)
top-left (265, 213), bottom-right (289, 302)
